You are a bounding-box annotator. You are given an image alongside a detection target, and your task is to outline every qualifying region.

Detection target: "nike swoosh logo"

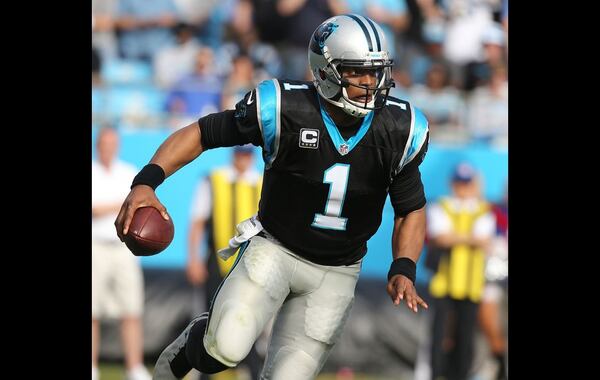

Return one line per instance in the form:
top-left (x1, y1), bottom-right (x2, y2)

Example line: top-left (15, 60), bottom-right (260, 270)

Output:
top-left (247, 91), bottom-right (254, 105)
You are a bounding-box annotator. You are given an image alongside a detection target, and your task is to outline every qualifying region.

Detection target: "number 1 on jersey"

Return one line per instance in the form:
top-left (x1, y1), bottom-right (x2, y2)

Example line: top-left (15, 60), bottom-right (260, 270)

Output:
top-left (312, 164), bottom-right (350, 231)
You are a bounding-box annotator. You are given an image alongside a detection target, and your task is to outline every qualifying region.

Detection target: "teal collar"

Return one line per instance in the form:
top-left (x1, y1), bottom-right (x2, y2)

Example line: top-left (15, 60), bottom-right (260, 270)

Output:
top-left (317, 96), bottom-right (374, 156)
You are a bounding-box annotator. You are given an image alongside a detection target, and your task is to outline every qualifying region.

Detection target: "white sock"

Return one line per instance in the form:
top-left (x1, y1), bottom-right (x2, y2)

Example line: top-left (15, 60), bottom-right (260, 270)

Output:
top-left (127, 364), bottom-right (151, 379)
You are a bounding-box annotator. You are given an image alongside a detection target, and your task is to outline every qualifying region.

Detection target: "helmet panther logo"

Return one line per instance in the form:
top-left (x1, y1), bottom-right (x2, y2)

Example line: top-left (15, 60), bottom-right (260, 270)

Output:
top-left (310, 22), bottom-right (339, 54)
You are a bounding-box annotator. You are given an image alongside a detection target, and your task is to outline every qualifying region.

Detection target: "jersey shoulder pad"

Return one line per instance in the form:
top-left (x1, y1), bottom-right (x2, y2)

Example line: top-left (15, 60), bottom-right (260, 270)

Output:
top-left (254, 79), bottom-right (282, 168)
top-left (384, 95), bottom-right (410, 115)
top-left (375, 96), bottom-right (412, 151)
top-left (398, 102), bottom-right (429, 171)
top-left (255, 78), bottom-right (314, 116)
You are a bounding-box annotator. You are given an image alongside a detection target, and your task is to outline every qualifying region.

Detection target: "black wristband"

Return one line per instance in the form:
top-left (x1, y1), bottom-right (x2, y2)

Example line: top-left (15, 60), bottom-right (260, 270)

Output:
top-left (388, 257), bottom-right (416, 283)
top-left (131, 164), bottom-right (165, 190)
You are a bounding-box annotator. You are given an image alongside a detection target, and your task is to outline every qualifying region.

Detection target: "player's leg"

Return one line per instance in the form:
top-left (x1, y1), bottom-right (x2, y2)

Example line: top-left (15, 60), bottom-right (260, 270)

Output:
top-left (201, 235), bottom-right (293, 366)
top-left (153, 313), bottom-right (212, 380)
top-left (154, 236), bottom-right (293, 379)
top-left (198, 253), bottom-right (224, 380)
top-left (240, 344), bottom-right (263, 380)
top-left (260, 258), bottom-right (361, 380)
top-left (202, 244), bottom-right (270, 380)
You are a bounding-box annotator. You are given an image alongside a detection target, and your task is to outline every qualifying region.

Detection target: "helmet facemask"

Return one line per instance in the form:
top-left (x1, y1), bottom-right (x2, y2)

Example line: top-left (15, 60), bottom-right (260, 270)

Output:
top-left (335, 61), bottom-right (395, 111)
top-left (314, 44), bottom-right (395, 118)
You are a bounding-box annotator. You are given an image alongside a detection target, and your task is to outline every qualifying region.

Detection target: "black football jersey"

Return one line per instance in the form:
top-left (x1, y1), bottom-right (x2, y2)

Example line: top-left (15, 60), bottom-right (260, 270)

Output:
top-left (233, 79), bottom-right (429, 266)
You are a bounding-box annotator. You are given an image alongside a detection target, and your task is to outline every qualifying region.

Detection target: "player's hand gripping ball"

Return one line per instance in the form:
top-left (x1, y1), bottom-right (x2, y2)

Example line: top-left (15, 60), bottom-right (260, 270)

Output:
top-left (124, 206), bottom-right (174, 256)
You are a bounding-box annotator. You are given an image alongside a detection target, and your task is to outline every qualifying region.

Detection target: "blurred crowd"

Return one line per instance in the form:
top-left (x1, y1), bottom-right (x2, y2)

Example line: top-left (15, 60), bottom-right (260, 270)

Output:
top-left (92, 2), bottom-right (508, 378)
top-left (92, 0), bottom-right (508, 147)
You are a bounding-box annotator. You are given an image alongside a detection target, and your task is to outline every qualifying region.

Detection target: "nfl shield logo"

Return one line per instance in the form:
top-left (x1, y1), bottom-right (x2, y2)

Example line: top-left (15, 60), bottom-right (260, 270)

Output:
top-left (339, 143), bottom-right (349, 155)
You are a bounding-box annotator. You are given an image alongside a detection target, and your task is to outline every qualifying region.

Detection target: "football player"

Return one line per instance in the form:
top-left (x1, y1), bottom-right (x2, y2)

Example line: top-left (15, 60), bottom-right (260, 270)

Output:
top-left (115, 14), bottom-right (430, 380)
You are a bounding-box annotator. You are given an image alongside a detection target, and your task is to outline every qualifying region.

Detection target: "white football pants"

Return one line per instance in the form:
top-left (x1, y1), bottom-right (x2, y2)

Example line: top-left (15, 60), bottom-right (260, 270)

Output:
top-left (203, 231), bottom-right (361, 380)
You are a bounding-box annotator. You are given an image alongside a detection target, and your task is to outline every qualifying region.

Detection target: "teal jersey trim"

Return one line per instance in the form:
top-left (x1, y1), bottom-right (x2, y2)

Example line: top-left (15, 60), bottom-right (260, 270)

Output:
top-left (256, 79), bottom-right (281, 168)
top-left (317, 95), bottom-right (374, 156)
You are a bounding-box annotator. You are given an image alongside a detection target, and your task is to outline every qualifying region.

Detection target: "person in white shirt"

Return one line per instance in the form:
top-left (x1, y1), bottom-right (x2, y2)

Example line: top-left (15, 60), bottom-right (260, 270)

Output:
top-left (92, 127), bottom-right (151, 380)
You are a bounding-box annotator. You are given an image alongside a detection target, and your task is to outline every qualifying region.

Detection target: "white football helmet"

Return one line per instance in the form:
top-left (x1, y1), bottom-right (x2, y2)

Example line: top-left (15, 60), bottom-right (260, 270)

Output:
top-left (308, 14), bottom-right (395, 118)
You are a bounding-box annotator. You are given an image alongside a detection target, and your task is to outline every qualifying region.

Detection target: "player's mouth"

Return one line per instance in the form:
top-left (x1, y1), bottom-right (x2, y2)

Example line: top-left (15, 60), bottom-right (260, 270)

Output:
top-left (354, 95), bottom-right (373, 103)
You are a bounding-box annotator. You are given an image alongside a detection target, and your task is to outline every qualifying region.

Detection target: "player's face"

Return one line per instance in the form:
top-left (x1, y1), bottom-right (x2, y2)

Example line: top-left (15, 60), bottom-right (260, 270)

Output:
top-left (340, 67), bottom-right (379, 104)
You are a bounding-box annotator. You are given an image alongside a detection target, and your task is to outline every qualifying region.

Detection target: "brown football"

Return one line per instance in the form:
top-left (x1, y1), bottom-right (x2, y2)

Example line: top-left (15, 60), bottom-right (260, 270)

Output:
top-left (124, 206), bottom-right (174, 256)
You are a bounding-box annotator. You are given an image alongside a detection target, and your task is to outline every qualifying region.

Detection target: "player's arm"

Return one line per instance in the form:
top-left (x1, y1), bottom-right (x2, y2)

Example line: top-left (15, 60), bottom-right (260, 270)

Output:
top-left (115, 123), bottom-right (204, 239)
top-left (388, 206), bottom-right (428, 312)
top-left (115, 90), bottom-right (262, 240)
top-left (385, 136), bottom-right (429, 312)
top-left (150, 122), bottom-right (205, 177)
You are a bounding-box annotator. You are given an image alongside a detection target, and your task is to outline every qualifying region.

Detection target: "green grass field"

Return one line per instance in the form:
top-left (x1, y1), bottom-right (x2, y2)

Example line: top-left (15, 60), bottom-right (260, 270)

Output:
top-left (97, 363), bottom-right (405, 380)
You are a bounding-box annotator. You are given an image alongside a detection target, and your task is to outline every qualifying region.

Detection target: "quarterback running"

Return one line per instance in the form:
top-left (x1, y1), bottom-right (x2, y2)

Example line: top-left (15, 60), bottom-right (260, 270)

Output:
top-left (115, 14), bottom-right (430, 380)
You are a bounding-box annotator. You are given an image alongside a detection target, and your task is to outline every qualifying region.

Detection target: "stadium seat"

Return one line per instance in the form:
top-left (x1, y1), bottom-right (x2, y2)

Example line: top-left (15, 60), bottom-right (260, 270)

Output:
top-left (105, 85), bottom-right (167, 119)
top-left (101, 59), bottom-right (153, 85)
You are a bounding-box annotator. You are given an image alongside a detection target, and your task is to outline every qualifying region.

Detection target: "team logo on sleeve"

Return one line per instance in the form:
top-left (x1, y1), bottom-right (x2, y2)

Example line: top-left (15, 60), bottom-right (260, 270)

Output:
top-left (299, 128), bottom-right (319, 149)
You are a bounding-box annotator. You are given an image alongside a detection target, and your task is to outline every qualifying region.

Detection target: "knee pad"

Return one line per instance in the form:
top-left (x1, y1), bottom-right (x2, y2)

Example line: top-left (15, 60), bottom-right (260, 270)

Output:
top-left (185, 316), bottom-right (230, 374)
top-left (211, 302), bottom-right (257, 364)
